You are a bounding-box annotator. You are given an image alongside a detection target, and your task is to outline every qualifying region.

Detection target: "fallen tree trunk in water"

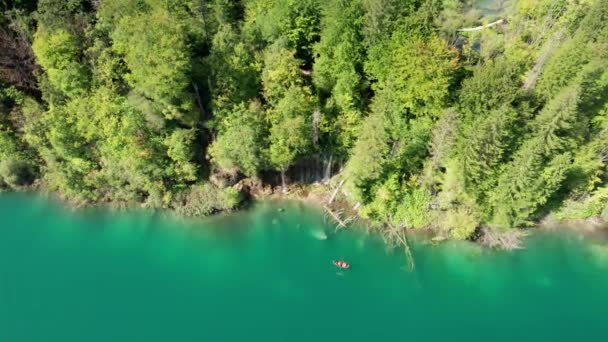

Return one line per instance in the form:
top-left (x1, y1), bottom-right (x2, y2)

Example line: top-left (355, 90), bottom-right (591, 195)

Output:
top-left (327, 179), bottom-right (345, 204)
top-left (323, 205), bottom-right (354, 231)
top-left (387, 223), bottom-right (415, 272)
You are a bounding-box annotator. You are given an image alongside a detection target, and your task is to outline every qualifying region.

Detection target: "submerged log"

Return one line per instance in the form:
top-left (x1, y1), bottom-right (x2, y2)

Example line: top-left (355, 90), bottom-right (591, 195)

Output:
top-left (324, 205), bottom-right (349, 230)
top-left (387, 223), bottom-right (416, 272)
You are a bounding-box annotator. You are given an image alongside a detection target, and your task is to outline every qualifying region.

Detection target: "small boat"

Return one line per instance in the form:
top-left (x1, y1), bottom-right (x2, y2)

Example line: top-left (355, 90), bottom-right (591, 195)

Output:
top-left (333, 260), bottom-right (350, 269)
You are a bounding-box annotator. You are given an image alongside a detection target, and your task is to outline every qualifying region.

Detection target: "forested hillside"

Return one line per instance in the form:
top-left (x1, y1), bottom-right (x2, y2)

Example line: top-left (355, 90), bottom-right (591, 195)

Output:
top-left (1, 0), bottom-right (607, 240)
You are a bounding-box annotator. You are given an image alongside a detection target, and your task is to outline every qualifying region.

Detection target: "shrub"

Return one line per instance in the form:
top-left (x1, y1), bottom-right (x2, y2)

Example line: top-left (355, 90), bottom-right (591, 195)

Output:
top-left (0, 158), bottom-right (35, 189)
top-left (172, 183), bottom-right (241, 217)
top-left (446, 208), bottom-right (479, 240)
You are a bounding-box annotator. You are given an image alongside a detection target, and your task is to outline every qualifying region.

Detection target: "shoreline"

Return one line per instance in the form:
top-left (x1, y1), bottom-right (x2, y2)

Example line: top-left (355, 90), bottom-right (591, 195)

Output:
top-left (3, 180), bottom-right (607, 251)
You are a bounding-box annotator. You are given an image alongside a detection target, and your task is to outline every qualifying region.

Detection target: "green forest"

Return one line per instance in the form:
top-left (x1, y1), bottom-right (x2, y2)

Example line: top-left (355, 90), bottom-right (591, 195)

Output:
top-left (1, 0), bottom-right (607, 241)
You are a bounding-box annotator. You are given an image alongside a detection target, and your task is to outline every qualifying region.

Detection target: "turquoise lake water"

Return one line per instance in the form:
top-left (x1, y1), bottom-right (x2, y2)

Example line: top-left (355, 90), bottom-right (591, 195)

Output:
top-left (1, 192), bottom-right (608, 341)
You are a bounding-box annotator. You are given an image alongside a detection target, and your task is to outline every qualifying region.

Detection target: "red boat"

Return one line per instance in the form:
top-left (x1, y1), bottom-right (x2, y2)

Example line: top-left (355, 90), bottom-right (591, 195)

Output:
top-left (333, 260), bottom-right (350, 269)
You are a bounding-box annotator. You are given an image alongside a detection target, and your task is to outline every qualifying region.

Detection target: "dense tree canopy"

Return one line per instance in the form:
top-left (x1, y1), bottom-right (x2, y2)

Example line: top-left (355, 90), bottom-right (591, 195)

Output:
top-left (1, 0), bottom-right (608, 240)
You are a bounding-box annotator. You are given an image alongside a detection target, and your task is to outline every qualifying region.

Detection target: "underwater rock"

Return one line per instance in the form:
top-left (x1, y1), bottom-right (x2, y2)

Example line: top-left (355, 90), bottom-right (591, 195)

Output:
top-left (311, 230), bottom-right (328, 240)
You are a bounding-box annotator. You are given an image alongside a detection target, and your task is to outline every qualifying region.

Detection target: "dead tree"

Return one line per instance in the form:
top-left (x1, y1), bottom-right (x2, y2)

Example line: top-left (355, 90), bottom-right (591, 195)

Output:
top-left (523, 30), bottom-right (565, 92)
top-left (311, 110), bottom-right (320, 147)
top-left (327, 179), bottom-right (345, 204)
top-left (0, 25), bottom-right (39, 94)
top-left (192, 82), bottom-right (206, 118)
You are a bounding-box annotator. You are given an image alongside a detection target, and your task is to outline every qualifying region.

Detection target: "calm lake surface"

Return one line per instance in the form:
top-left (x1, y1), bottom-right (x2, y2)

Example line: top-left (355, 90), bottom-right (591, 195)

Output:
top-left (1, 192), bottom-right (608, 341)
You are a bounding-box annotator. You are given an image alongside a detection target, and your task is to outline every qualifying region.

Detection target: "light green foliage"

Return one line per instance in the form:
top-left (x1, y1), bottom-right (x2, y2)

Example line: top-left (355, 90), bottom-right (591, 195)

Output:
top-left (532, 85), bottom-right (582, 153)
top-left (436, 159), bottom-right (481, 239)
top-left (110, 7), bottom-right (195, 121)
top-left (267, 87), bottom-right (314, 171)
top-left (173, 183), bottom-right (241, 217)
top-left (421, 109), bottom-right (457, 187)
top-left (555, 187), bottom-right (608, 220)
top-left (360, 175), bottom-right (433, 228)
top-left (92, 94), bottom-right (174, 206)
top-left (344, 102), bottom-right (433, 204)
top-left (209, 102), bottom-right (266, 176)
top-left (205, 24), bottom-right (260, 117)
top-left (32, 27), bottom-right (89, 97)
top-left (164, 129), bottom-right (198, 183)
top-left (261, 42), bottom-right (314, 172)
top-left (343, 10), bottom-right (459, 219)
top-left (359, 175), bottom-right (401, 223)
top-left (261, 42), bottom-right (304, 104)
top-left (446, 208), bottom-right (479, 240)
top-left (367, 28), bottom-right (459, 118)
top-left (564, 128), bottom-right (608, 197)
top-left (393, 187), bottom-right (433, 229)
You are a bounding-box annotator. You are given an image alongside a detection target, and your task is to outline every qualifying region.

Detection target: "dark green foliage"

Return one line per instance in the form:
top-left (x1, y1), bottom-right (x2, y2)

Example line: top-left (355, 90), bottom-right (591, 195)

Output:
top-left (343, 112), bottom-right (390, 201)
top-left (205, 24), bottom-right (260, 117)
top-left (0, 157), bottom-right (35, 188)
top-left (313, 0), bottom-right (366, 152)
top-left (457, 57), bottom-right (522, 120)
top-left (490, 85), bottom-right (582, 227)
top-left (243, 0), bottom-right (321, 62)
top-left (361, 0), bottom-right (417, 47)
top-left (459, 105), bottom-right (521, 205)
top-left (0, 121), bottom-right (35, 189)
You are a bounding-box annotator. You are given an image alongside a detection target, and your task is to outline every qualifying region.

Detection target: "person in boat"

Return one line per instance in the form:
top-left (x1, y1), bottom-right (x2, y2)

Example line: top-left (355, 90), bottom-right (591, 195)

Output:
top-left (333, 260), bottom-right (350, 269)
